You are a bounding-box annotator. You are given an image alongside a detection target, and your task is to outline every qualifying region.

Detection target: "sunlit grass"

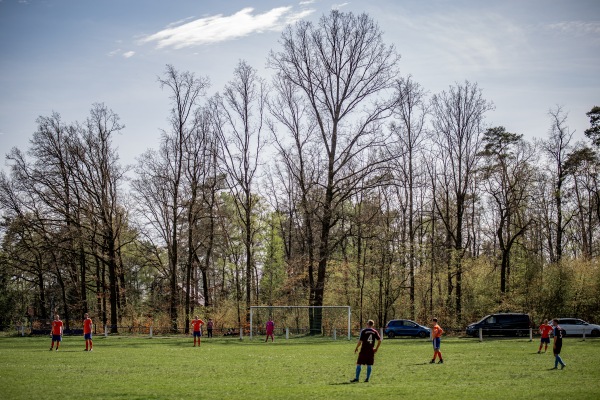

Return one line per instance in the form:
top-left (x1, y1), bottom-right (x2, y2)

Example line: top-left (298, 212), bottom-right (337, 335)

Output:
top-left (0, 335), bottom-right (599, 399)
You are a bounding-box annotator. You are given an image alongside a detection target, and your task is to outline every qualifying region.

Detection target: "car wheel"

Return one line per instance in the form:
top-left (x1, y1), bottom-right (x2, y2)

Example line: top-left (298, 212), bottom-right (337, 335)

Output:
top-left (387, 331), bottom-right (395, 339)
top-left (418, 331), bottom-right (427, 338)
top-left (591, 329), bottom-right (600, 337)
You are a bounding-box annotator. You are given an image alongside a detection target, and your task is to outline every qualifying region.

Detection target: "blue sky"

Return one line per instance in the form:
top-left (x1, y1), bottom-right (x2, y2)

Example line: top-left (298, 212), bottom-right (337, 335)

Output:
top-left (1, 0), bottom-right (599, 169)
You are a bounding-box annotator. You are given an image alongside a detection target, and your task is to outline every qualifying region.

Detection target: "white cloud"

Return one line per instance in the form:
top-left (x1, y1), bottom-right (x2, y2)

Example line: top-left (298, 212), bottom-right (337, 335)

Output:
top-left (108, 49), bottom-right (122, 57)
top-left (299, 0), bottom-right (315, 4)
top-left (332, 2), bottom-right (349, 10)
top-left (547, 21), bottom-right (600, 37)
top-left (139, 6), bottom-right (315, 49)
top-left (123, 51), bottom-right (135, 58)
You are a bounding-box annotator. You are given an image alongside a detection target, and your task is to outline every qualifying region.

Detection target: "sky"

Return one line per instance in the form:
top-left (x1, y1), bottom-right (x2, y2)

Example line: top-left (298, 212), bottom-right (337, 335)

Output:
top-left (1, 0), bottom-right (599, 171)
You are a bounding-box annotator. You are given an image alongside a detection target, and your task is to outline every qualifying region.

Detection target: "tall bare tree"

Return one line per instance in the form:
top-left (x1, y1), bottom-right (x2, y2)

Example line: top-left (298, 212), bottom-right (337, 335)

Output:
top-left (430, 81), bottom-right (493, 321)
top-left (269, 10), bottom-right (399, 331)
top-left (390, 75), bottom-right (428, 320)
top-left (72, 103), bottom-right (127, 333)
top-left (540, 106), bottom-right (574, 263)
top-left (214, 60), bottom-right (266, 326)
top-left (132, 65), bottom-right (208, 332)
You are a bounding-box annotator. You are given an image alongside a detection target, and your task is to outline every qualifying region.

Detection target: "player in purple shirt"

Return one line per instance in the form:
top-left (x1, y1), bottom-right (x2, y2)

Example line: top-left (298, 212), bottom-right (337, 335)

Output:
top-left (351, 319), bottom-right (381, 383)
top-left (265, 318), bottom-right (274, 342)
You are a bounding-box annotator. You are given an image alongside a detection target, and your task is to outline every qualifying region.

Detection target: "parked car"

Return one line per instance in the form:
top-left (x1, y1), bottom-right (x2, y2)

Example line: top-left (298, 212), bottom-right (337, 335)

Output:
top-left (384, 319), bottom-right (431, 338)
top-left (551, 318), bottom-right (600, 337)
top-left (465, 313), bottom-right (531, 337)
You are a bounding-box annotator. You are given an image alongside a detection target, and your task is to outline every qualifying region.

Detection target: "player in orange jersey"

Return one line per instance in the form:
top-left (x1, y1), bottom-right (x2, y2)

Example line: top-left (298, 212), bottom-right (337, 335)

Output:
top-left (50, 314), bottom-right (63, 351)
top-left (538, 319), bottom-right (552, 353)
top-left (191, 316), bottom-right (205, 347)
top-left (430, 318), bottom-right (444, 364)
top-left (83, 313), bottom-right (93, 351)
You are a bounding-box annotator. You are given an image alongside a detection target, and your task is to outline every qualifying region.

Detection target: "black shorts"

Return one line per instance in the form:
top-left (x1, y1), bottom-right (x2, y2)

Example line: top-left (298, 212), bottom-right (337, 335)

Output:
top-left (357, 351), bottom-right (375, 366)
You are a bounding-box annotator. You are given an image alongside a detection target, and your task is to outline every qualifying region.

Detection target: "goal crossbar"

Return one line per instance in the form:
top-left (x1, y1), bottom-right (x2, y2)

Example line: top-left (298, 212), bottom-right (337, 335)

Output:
top-left (249, 306), bottom-right (351, 340)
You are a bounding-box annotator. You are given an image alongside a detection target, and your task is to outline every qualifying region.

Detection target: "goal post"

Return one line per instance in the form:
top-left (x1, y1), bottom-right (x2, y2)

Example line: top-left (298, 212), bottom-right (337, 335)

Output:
top-left (249, 306), bottom-right (351, 340)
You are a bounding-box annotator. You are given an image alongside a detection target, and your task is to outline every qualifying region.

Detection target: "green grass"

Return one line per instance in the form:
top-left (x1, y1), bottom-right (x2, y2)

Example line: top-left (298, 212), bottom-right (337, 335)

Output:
top-left (0, 335), bottom-right (599, 399)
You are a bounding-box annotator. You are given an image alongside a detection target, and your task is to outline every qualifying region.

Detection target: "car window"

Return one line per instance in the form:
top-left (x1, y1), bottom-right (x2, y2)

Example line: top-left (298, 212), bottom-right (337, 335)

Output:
top-left (405, 321), bottom-right (416, 327)
top-left (486, 316), bottom-right (496, 324)
top-left (390, 321), bottom-right (400, 327)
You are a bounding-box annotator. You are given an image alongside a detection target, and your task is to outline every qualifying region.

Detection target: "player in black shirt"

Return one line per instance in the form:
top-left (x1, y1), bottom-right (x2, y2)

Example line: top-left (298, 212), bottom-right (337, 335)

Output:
top-left (351, 319), bottom-right (381, 383)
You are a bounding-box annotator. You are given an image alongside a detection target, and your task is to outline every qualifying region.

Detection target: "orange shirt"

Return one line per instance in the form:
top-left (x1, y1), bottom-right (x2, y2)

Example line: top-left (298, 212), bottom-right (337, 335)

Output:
top-left (52, 320), bottom-right (63, 335)
top-left (539, 324), bottom-right (553, 338)
top-left (191, 319), bottom-right (204, 332)
top-left (83, 318), bottom-right (93, 334)
top-left (432, 323), bottom-right (444, 338)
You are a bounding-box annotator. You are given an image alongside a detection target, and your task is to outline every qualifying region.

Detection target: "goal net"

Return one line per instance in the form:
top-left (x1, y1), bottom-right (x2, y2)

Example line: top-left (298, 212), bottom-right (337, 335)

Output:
top-left (249, 306), bottom-right (351, 340)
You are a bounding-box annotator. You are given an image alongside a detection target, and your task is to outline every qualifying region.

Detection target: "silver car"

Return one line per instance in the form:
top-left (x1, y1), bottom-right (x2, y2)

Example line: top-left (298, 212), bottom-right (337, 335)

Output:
top-left (552, 318), bottom-right (600, 337)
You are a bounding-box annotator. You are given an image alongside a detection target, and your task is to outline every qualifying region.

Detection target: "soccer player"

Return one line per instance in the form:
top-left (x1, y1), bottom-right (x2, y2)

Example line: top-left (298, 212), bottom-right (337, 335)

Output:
top-left (538, 319), bottom-right (552, 353)
top-left (191, 316), bottom-right (204, 347)
top-left (207, 318), bottom-right (214, 338)
top-left (50, 314), bottom-right (63, 351)
top-left (83, 313), bottom-right (93, 351)
top-left (351, 319), bottom-right (381, 383)
top-left (551, 318), bottom-right (566, 369)
top-left (430, 317), bottom-right (444, 364)
top-left (265, 318), bottom-right (274, 342)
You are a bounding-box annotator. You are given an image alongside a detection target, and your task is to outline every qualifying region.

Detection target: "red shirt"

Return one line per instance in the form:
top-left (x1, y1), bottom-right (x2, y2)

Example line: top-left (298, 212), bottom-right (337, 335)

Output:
top-left (539, 324), bottom-right (553, 338)
top-left (83, 318), bottom-right (93, 334)
top-left (52, 320), bottom-right (63, 335)
top-left (432, 324), bottom-right (444, 338)
top-left (191, 319), bottom-right (204, 332)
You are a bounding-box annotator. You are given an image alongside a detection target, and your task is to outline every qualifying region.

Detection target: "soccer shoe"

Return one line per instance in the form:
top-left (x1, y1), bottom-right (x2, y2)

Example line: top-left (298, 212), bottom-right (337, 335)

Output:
top-left (350, 379), bottom-right (359, 383)
top-left (364, 379), bottom-right (369, 383)
top-left (438, 360), bottom-right (444, 364)
top-left (561, 364), bottom-right (566, 370)
top-left (49, 348), bottom-right (53, 351)
top-left (551, 367), bottom-right (558, 369)
top-left (429, 359), bottom-right (435, 364)
top-left (84, 349), bottom-right (88, 351)
top-left (537, 350), bottom-right (541, 354)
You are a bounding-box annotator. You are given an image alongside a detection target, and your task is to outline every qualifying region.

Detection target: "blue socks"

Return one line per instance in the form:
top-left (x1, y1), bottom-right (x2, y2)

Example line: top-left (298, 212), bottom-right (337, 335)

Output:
top-left (366, 365), bottom-right (372, 380)
top-left (355, 365), bottom-right (362, 380)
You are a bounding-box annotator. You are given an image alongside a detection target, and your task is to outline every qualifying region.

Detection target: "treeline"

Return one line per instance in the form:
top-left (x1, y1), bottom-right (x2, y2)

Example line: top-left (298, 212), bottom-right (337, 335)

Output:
top-left (1, 10), bottom-right (599, 333)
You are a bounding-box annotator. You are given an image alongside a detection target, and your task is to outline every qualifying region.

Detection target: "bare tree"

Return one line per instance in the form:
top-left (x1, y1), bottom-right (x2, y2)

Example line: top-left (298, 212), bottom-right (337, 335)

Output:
top-left (390, 75), bottom-right (428, 320)
top-left (430, 80), bottom-right (493, 321)
top-left (213, 60), bottom-right (267, 326)
top-left (269, 10), bottom-right (399, 331)
top-left (71, 103), bottom-right (127, 333)
top-left (540, 106), bottom-right (574, 263)
top-left (132, 65), bottom-right (209, 332)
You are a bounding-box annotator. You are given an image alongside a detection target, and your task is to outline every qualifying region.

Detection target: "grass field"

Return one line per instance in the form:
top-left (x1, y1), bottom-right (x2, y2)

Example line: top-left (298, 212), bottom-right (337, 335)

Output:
top-left (0, 334), bottom-right (599, 399)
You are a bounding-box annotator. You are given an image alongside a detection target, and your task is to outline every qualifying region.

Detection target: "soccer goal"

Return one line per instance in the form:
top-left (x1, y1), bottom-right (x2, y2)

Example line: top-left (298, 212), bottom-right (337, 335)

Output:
top-left (249, 306), bottom-right (352, 340)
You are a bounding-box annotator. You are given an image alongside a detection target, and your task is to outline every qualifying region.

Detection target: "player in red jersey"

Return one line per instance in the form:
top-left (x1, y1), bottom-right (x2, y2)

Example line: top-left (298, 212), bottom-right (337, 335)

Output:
top-left (430, 318), bottom-right (444, 364)
top-left (265, 318), bottom-right (275, 342)
top-left (538, 319), bottom-right (553, 353)
top-left (351, 319), bottom-right (381, 383)
top-left (191, 316), bottom-right (204, 347)
top-left (83, 313), bottom-right (93, 351)
top-left (50, 314), bottom-right (63, 351)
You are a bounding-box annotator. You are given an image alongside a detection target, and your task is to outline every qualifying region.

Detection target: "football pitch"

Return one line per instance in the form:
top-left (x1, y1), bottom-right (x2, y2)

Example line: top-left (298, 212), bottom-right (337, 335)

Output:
top-left (1, 335), bottom-right (599, 399)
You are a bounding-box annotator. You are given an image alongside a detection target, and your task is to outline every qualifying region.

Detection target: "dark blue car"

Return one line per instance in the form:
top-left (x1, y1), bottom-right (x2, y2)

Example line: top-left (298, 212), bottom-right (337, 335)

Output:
top-left (384, 319), bottom-right (431, 338)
